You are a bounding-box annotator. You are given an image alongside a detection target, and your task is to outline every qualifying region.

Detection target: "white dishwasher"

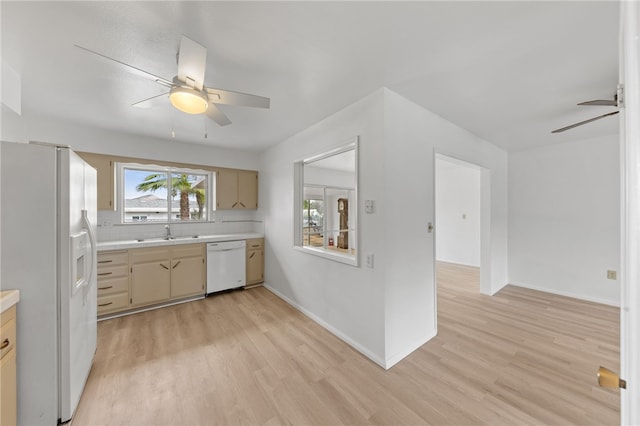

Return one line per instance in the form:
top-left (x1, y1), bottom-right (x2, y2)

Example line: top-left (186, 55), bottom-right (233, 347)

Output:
top-left (206, 240), bottom-right (246, 294)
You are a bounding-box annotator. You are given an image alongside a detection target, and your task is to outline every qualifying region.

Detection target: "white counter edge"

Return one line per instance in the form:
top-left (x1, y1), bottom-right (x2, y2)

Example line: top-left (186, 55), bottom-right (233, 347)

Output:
top-left (0, 290), bottom-right (20, 314)
top-left (97, 232), bottom-right (264, 251)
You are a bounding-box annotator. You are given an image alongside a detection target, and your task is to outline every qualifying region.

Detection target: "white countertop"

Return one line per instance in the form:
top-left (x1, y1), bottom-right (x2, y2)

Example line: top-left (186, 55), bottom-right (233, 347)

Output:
top-left (97, 232), bottom-right (264, 251)
top-left (0, 290), bottom-right (20, 314)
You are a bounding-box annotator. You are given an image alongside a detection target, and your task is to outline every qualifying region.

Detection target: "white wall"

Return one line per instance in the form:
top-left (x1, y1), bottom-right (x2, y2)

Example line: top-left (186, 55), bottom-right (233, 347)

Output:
top-left (2, 114), bottom-right (263, 241)
top-left (435, 156), bottom-right (481, 267)
top-left (260, 89), bottom-right (388, 365)
top-left (382, 89), bottom-right (508, 364)
top-left (508, 134), bottom-right (620, 306)
top-left (2, 115), bottom-right (259, 170)
top-left (260, 88), bottom-right (509, 368)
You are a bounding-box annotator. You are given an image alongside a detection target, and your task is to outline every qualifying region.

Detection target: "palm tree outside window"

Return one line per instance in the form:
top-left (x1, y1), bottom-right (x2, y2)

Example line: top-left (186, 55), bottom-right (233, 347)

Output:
top-left (120, 165), bottom-right (210, 223)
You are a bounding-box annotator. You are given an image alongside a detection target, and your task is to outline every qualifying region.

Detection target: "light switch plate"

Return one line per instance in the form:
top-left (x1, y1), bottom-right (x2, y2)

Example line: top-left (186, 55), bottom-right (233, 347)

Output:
top-left (364, 200), bottom-right (375, 214)
top-left (365, 253), bottom-right (374, 268)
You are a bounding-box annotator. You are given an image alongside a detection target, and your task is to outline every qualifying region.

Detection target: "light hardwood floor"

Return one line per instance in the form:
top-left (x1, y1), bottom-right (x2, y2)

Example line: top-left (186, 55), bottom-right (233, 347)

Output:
top-left (73, 262), bottom-right (620, 425)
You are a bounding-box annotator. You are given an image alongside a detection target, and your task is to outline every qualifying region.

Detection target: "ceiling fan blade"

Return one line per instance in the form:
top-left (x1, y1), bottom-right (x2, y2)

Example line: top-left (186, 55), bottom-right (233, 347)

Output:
top-left (205, 87), bottom-right (270, 109)
top-left (205, 103), bottom-right (232, 126)
top-left (177, 36), bottom-right (206, 91)
top-left (132, 92), bottom-right (169, 109)
top-left (577, 100), bottom-right (618, 106)
top-left (551, 111), bottom-right (619, 133)
top-left (74, 45), bottom-right (173, 88)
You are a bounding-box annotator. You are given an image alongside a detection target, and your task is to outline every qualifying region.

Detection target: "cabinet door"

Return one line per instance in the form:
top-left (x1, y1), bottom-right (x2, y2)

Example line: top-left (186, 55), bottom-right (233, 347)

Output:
top-left (131, 261), bottom-right (171, 306)
top-left (246, 249), bottom-right (264, 285)
top-left (171, 256), bottom-right (205, 298)
top-left (238, 170), bottom-right (258, 209)
top-left (0, 347), bottom-right (16, 426)
top-left (216, 169), bottom-right (239, 209)
top-left (77, 152), bottom-right (115, 211)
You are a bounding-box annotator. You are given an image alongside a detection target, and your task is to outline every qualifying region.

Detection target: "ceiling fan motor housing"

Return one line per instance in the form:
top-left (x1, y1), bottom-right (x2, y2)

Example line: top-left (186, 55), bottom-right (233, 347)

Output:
top-left (169, 85), bottom-right (209, 114)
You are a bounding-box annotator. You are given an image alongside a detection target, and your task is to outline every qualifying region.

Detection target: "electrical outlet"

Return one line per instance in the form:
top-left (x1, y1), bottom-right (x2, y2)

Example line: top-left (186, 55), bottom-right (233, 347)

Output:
top-left (365, 253), bottom-right (374, 268)
top-left (607, 270), bottom-right (617, 280)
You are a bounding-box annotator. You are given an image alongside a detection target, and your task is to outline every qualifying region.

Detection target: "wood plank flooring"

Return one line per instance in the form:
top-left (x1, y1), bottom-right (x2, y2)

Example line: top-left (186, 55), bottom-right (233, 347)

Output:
top-left (72, 262), bottom-right (620, 425)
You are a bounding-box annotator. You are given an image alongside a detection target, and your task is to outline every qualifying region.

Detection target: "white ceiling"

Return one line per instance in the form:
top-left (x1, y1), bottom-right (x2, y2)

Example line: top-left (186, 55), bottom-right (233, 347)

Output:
top-left (1, 1), bottom-right (619, 152)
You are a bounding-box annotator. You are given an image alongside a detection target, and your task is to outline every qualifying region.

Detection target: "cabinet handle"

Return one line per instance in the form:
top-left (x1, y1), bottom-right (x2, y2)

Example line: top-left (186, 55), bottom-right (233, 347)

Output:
top-left (0, 338), bottom-right (9, 350)
top-left (251, 244), bottom-right (260, 248)
top-left (239, 202), bottom-right (246, 208)
top-left (98, 302), bottom-right (113, 307)
top-left (249, 252), bottom-right (255, 259)
top-left (98, 285), bottom-right (113, 290)
top-left (98, 260), bottom-right (113, 264)
top-left (232, 202), bottom-right (239, 208)
top-left (160, 264), bottom-right (169, 270)
top-left (98, 272), bottom-right (113, 276)
top-left (172, 260), bottom-right (181, 269)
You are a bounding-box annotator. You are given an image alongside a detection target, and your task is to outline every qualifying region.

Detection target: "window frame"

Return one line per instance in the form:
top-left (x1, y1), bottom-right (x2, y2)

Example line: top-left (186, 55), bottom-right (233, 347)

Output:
top-left (117, 162), bottom-right (214, 224)
top-left (293, 136), bottom-right (359, 267)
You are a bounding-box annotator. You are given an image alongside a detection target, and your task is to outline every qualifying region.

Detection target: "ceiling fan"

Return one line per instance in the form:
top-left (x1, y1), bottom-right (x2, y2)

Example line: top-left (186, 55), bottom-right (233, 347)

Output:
top-left (75, 35), bottom-right (270, 127)
top-left (551, 93), bottom-right (620, 133)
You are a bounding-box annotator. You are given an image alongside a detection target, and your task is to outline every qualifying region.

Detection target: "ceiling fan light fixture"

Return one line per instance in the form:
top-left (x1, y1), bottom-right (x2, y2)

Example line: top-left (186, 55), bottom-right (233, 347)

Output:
top-left (169, 86), bottom-right (208, 114)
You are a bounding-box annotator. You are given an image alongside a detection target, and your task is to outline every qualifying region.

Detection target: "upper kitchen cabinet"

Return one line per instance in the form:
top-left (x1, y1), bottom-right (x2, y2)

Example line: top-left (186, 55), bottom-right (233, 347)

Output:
top-left (77, 152), bottom-right (115, 211)
top-left (216, 169), bottom-right (258, 210)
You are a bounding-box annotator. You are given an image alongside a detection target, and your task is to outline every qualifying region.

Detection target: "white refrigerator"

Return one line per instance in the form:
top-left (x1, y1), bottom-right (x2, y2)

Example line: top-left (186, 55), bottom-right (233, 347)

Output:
top-left (0, 141), bottom-right (97, 425)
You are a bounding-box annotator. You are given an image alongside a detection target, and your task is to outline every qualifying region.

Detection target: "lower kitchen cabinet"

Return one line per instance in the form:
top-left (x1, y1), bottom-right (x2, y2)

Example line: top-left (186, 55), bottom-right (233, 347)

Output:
top-left (130, 247), bottom-right (172, 307)
top-left (170, 244), bottom-right (205, 298)
top-left (130, 244), bottom-right (205, 308)
top-left (246, 238), bottom-right (264, 286)
top-left (97, 251), bottom-right (130, 315)
top-left (1, 305), bottom-right (17, 426)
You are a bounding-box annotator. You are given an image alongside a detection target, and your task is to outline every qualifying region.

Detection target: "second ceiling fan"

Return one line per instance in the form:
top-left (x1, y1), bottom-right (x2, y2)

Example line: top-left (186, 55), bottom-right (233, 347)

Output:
top-left (551, 91), bottom-right (620, 133)
top-left (76, 35), bottom-right (270, 127)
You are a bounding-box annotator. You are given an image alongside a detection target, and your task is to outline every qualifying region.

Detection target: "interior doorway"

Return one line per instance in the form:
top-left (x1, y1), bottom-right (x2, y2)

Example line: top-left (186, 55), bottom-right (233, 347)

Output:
top-left (434, 153), bottom-right (491, 330)
top-left (434, 152), bottom-right (492, 299)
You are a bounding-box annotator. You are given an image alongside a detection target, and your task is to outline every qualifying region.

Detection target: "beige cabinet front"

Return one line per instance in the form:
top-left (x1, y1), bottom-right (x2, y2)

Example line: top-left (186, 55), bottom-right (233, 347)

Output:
top-left (216, 169), bottom-right (258, 210)
top-left (1, 305), bottom-right (17, 426)
top-left (130, 244), bottom-right (205, 308)
top-left (130, 247), bottom-right (171, 307)
top-left (246, 238), bottom-right (264, 286)
top-left (77, 152), bottom-right (115, 211)
top-left (97, 250), bottom-right (129, 315)
top-left (170, 244), bottom-right (205, 299)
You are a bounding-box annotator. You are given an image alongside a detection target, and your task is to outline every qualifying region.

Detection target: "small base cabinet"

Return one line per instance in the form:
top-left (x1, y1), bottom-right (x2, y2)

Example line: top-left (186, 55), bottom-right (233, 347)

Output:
top-left (130, 244), bottom-right (205, 308)
top-left (246, 238), bottom-right (264, 287)
top-left (170, 244), bottom-right (206, 299)
top-left (97, 251), bottom-right (130, 315)
top-left (1, 305), bottom-right (17, 426)
top-left (130, 247), bottom-right (171, 307)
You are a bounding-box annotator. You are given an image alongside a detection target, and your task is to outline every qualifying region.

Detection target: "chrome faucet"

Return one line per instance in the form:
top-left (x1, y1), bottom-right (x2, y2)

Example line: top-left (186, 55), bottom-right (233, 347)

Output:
top-left (164, 224), bottom-right (172, 239)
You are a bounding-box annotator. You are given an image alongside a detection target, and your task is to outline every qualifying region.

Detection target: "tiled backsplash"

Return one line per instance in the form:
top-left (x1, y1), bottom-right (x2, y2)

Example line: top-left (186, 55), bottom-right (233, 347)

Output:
top-left (96, 210), bottom-right (263, 242)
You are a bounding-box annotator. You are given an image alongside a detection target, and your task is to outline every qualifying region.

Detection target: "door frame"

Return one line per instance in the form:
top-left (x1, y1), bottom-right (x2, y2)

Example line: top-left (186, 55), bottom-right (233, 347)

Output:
top-left (619, 2), bottom-right (639, 423)
top-left (432, 152), bottom-right (492, 329)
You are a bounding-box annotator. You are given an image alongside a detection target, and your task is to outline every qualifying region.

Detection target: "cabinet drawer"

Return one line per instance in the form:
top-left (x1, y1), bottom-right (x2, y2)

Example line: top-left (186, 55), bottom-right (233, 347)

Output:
top-left (246, 238), bottom-right (264, 250)
top-left (97, 264), bottom-right (128, 279)
top-left (0, 317), bottom-right (16, 360)
top-left (97, 251), bottom-right (128, 266)
top-left (130, 247), bottom-right (170, 264)
top-left (97, 292), bottom-right (129, 315)
top-left (171, 243), bottom-right (204, 259)
top-left (97, 276), bottom-right (128, 296)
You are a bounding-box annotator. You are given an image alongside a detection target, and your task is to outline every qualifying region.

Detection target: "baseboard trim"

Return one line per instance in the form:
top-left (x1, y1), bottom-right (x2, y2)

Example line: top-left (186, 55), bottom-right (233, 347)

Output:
top-left (263, 283), bottom-right (387, 369)
top-left (509, 281), bottom-right (620, 307)
top-left (384, 329), bottom-right (437, 369)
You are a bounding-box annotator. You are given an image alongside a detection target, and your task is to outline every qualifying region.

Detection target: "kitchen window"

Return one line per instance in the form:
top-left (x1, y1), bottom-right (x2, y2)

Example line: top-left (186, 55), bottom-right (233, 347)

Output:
top-left (294, 137), bottom-right (358, 266)
top-left (118, 163), bottom-right (212, 223)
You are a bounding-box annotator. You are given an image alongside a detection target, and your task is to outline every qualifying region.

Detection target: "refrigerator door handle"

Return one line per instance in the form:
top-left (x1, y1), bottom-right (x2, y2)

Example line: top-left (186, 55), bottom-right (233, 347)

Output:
top-left (81, 209), bottom-right (96, 289)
